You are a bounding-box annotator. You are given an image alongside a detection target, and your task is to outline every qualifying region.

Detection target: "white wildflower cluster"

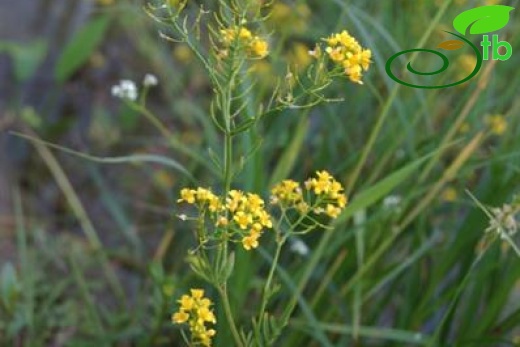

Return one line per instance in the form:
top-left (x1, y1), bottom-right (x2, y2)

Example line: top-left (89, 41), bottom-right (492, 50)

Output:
top-left (485, 203), bottom-right (518, 240)
top-left (143, 73), bottom-right (158, 87)
top-left (111, 80), bottom-right (138, 101)
top-left (111, 74), bottom-right (159, 101)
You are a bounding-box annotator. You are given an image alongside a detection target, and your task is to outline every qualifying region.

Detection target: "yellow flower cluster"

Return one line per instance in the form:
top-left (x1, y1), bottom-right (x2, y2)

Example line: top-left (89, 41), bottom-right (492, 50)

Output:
top-left (485, 114), bottom-right (507, 135)
top-left (172, 289), bottom-right (216, 347)
top-left (177, 187), bottom-right (273, 250)
top-left (271, 171), bottom-right (347, 219)
top-left (220, 26), bottom-right (269, 58)
top-left (178, 187), bottom-right (221, 212)
top-left (223, 190), bottom-right (273, 250)
top-left (269, 3), bottom-right (310, 35)
top-left (270, 179), bottom-right (309, 213)
top-left (322, 30), bottom-right (371, 84)
top-left (304, 171), bottom-right (348, 218)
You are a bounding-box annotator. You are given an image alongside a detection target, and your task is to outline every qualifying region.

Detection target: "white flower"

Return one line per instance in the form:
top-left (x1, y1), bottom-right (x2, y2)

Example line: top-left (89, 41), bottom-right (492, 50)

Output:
top-left (290, 238), bottom-right (309, 257)
top-left (486, 204), bottom-right (518, 239)
top-left (111, 80), bottom-right (138, 101)
top-left (143, 73), bottom-right (158, 87)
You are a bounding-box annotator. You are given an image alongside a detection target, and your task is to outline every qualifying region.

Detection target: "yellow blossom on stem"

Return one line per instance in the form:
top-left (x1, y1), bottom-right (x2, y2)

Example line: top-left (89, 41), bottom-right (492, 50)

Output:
top-left (219, 26), bottom-right (269, 59)
top-left (271, 179), bottom-right (304, 207)
top-left (177, 187), bottom-right (221, 211)
top-left (305, 170), bottom-right (348, 219)
top-left (485, 114), bottom-right (507, 135)
top-left (172, 289), bottom-right (217, 346)
top-left (249, 37), bottom-right (269, 58)
top-left (272, 171), bottom-right (348, 220)
top-left (225, 190), bottom-right (272, 250)
top-left (316, 30), bottom-right (371, 84)
top-left (242, 233), bottom-right (260, 250)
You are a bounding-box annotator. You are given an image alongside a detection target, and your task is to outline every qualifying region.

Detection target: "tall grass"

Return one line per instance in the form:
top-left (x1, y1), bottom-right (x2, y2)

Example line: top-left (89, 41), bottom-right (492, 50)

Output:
top-left (1, 0), bottom-right (519, 346)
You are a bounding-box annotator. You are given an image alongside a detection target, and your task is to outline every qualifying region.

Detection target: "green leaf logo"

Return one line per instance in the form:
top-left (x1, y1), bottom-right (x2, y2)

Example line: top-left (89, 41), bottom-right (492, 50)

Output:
top-left (453, 5), bottom-right (514, 36)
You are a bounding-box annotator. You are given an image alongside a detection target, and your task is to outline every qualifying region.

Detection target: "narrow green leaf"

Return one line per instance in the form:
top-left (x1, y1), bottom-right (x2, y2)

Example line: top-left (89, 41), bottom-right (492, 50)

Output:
top-left (0, 263), bottom-right (20, 312)
top-left (337, 154), bottom-right (429, 223)
top-left (0, 41), bottom-right (47, 81)
top-left (10, 131), bottom-right (195, 181)
top-left (55, 15), bottom-right (111, 82)
top-left (268, 118), bottom-right (308, 186)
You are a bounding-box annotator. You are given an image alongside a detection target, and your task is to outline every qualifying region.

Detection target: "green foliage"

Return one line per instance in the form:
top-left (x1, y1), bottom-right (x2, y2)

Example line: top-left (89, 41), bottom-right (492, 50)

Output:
top-left (54, 15), bottom-right (111, 82)
top-left (0, 41), bottom-right (47, 81)
top-left (2, 0), bottom-right (520, 346)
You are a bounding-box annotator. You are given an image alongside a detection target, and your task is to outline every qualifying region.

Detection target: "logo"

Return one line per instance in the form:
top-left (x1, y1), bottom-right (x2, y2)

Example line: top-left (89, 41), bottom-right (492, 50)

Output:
top-left (385, 5), bottom-right (514, 89)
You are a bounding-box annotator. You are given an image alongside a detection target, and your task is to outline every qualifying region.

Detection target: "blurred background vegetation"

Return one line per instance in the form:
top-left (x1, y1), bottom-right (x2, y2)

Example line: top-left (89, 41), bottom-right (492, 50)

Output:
top-left (1, 0), bottom-right (520, 346)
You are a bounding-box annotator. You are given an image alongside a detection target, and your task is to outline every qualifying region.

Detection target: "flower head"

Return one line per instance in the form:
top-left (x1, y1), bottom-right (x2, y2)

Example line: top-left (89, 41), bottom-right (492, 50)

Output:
top-left (219, 26), bottom-right (269, 59)
top-left (485, 114), bottom-right (507, 135)
top-left (178, 187), bottom-right (221, 212)
top-left (304, 170), bottom-right (348, 218)
top-left (225, 190), bottom-right (272, 250)
top-left (172, 289), bottom-right (216, 346)
top-left (272, 171), bottom-right (347, 221)
top-left (315, 30), bottom-right (371, 84)
top-left (111, 80), bottom-right (138, 101)
top-left (143, 73), bottom-right (158, 87)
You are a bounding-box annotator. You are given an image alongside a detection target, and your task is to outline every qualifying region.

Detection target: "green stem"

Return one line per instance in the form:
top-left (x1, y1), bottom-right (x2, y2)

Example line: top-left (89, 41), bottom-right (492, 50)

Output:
top-left (258, 235), bottom-right (286, 326)
top-left (219, 285), bottom-right (244, 347)
top-left (224, 132), bottom-right (233, 194)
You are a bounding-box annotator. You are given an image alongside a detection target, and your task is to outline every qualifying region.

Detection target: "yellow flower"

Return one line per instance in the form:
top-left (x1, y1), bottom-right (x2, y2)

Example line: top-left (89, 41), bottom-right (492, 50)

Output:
top-left (172, 289), bottom-right (216, 346)
top-left (190, 289), bottom-right (204, 299)
top-left (287, 43), bottom-right (313, 71)
top-left (179, 295), bottom-right (195, 310)
top-left (269, 3), bottom-right (310, 34)
top-left (304, 171), bottom-right (348, 219)
top-left (271, 179), bottom-right (301, 202)
top-left (173, 44), bottom-right (194, 64)
top-left (326, 204), bottom-right (342, 218)
top-left (219, 26), bottom-right (269, 59)
top-left (198, 307), bottom-right (216, 323)
top-left (458, 54), bottom-right (477, 75)
top-left (247, 193), bottom-right (265, 210)
top-left (441, 187), bottom-right (458, 202)
top-left (257, 211), bottom-right (273, 228)
top-left (178, 187), bottom-right (221, 211)
top-left (485, 114), bottom-right (507, 135)
top-left (234, 211), bottom-right (252, 229)
top-left (216, 216), bottom-right (229, 227)
top-left (249, 37), bottom-right (269, 58)
top-left (178, 186), bottom-right (272, 251)
top-left (458, 122), bottom-right (471, 134)
top-left (360, 49), bottom-right (372, 71)
top-left (238, 27), bottom-right (253, 40)
top-left (242, 234), bottom-right (259, 250)
top-left (320, 30), bottom-right (371, 84)
top-left (179, 188), bottom-right (196, 204)
top-left (226, 190), bottom-right (244, 212)
top-left (224, 190), bottom-right (272, 250)
top-left (326, 47), bottom-right (345, 63)
top-left (172, 311), bottom-right (189, 323)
